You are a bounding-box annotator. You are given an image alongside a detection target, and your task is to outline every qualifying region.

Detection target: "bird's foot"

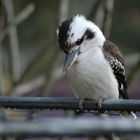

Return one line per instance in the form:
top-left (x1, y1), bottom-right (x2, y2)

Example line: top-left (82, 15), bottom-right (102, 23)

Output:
top-left (75, 98), bottom-right (85, 115)
top-left (98, 98), bottom-right (103, 109)
top-left (97, 99), bottom-right (105, 113)
top-left (78, 98), bottom-right (85, 111)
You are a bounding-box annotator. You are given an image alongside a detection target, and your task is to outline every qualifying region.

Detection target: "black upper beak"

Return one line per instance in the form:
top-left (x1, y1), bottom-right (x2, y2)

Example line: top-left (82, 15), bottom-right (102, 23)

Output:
top-left (63, 47), bottom-right (81, 72)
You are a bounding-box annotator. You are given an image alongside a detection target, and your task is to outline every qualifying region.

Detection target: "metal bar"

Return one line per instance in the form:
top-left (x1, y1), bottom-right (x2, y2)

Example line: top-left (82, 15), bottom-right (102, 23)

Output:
top-left (0, 97), bottom-right (140, 111)
top-left (0, 117), bottom-right (140, 137)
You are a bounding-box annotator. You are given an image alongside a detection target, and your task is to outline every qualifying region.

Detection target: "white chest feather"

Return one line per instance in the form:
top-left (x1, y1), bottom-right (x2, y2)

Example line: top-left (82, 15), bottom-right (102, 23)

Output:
top-left (66, 47), bottom-right (119, 100)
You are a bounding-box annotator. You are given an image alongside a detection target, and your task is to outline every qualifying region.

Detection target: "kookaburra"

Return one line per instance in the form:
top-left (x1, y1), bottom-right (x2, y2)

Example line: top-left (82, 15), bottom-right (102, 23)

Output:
top-left (57, 15), bottom-right (136, 119)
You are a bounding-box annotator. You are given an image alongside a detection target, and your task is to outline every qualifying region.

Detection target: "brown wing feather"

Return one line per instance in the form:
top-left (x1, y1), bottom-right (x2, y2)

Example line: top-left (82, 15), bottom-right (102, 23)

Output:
top-left (102, 40), bottom-right (124, 64)
top-left (102, 40), bottom-right (128, 99)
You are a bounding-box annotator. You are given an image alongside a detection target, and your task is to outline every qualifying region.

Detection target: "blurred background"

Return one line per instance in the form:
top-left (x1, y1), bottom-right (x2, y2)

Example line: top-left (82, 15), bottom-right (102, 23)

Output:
top-left (0, 0), bottom-right (140, 139)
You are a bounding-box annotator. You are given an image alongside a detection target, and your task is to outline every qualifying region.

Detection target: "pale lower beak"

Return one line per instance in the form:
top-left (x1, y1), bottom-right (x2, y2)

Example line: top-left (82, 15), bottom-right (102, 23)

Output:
top-left (63, 47), bottom-right (80, 72)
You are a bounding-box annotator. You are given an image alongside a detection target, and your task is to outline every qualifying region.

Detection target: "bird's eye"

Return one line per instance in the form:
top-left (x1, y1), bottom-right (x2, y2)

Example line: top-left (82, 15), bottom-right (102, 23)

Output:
top-left (75, 38), bottom-right (83, 46)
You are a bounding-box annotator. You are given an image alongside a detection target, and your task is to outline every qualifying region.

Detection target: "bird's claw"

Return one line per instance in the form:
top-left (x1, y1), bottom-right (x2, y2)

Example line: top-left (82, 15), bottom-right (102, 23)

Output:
top-left (75, 98), bottom-right (85, 115)
top-left (98, 99), bottom-right (103, 109)
top-left (78, 98), bottom-right (85, 111)
top-left (97, 99), bottom-right (106, 114)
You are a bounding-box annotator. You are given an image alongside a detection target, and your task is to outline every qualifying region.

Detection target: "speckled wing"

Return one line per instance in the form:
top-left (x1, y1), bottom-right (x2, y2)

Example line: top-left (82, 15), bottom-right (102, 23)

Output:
top-left (102, 40), bottom-right (128, 99)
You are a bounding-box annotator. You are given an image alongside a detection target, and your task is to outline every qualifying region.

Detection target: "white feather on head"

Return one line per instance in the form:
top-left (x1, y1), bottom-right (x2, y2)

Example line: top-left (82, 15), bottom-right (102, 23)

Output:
top-left (67, 15), bottom-right (106, 48)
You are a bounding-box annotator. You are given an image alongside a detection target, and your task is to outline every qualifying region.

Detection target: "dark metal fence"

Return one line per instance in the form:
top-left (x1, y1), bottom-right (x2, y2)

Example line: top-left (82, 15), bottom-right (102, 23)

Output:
top-left (0, 97), bottom-right (140, 111)
top-left (1, 118), bottom-right (140, 137)
top-left (0, 96), bottom-right (140, 138)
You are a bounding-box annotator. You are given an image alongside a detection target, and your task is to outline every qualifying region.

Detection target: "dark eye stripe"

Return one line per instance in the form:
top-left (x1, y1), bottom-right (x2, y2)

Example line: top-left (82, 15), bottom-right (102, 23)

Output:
top-left (85, 29), bottom-right (95, 39)
top-left (75, 36), bottom-right (84, 46)
top-left (75, 29), bottom-right (95, 46)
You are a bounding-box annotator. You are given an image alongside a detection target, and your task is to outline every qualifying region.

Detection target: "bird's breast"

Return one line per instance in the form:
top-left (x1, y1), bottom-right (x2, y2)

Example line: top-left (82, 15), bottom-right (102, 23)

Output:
top-left (66, 48), bottom-right (119, 100)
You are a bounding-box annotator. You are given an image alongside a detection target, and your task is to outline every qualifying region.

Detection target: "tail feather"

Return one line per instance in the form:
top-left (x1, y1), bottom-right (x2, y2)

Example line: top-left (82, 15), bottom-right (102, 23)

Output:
top-left (121, 111), bottom-right (137, 120)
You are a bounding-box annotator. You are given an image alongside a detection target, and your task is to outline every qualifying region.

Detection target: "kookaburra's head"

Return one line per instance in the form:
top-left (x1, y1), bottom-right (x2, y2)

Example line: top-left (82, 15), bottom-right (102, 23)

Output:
top-left (57, 15), bottom-right (106, 71)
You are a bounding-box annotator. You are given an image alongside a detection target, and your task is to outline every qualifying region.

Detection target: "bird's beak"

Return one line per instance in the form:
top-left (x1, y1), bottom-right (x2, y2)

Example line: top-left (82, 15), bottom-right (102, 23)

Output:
top-left (63, 47), bottom-right (81, 72)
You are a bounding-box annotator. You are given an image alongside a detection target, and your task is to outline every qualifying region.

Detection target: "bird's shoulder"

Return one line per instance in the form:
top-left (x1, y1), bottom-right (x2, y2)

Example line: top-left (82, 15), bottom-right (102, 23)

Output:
top-left (102, 40), bottom-right (128, 99)
top-left (102, 40), bottom-right (125, 76)
top-left (102, 40), bottom-right (124, 64)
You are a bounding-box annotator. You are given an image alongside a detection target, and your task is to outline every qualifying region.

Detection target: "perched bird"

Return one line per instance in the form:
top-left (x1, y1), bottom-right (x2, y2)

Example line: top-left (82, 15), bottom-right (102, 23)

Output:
top-left (57, 15), bottom-right (136, 119)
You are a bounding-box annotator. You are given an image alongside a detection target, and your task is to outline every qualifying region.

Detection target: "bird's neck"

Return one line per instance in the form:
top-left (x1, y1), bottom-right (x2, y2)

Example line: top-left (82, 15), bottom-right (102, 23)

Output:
top-left (78, 44), bottom-right (104, 64)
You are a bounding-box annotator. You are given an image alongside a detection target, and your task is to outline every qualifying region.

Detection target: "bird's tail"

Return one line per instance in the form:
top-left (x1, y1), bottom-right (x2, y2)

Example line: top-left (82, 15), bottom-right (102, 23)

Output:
top-left (121, 111), bottom-right (137, 120)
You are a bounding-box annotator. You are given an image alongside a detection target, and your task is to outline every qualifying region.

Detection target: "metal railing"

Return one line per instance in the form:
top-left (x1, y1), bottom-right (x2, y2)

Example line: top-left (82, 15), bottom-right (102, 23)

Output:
top-left (0, 96), bottom-right (139, 111)
top-left (0, 96), bottom-right (140, 138)
top-left (0, 117), bottom-right (140, 137)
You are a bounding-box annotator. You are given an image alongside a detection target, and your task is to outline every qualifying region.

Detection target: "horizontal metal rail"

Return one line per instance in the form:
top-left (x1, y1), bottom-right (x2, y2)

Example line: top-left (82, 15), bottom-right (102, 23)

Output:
top-left (0, 117), bottom-right (140, 137)
top-left (0, 96), bottom-right (140, 111)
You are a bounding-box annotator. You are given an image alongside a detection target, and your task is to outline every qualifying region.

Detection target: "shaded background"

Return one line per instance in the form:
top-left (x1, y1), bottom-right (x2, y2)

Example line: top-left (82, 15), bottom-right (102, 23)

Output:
top-left (0, 0), bottom-right (140, 139)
